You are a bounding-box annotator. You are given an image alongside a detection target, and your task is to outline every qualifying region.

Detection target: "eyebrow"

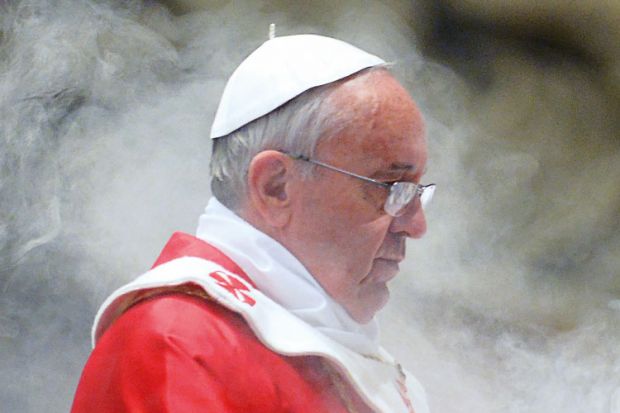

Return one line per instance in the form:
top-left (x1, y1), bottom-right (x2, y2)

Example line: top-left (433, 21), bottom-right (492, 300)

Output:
top-left (388, 163), bottom-right (416, 171)
top-left (370, 163), bottom-right (417, 178)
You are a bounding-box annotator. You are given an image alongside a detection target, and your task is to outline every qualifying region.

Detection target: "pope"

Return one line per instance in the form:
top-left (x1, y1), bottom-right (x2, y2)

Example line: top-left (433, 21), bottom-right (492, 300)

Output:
top-left (71, 33), bottom-right (434, 413)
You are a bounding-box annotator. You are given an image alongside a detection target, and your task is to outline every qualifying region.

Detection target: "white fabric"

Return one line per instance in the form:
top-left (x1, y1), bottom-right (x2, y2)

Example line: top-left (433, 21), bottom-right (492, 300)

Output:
top-left (210, 34), bottom-right (385, 139)
top-left (92, 257), bottom-right (429, 413)
top-left (196, 197), bottom-right (381, 356)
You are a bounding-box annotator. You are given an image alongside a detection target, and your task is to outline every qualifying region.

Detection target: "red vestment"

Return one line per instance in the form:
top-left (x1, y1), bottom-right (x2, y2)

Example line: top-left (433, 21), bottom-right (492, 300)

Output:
top-left (71, 233), bottom-right (374, 413)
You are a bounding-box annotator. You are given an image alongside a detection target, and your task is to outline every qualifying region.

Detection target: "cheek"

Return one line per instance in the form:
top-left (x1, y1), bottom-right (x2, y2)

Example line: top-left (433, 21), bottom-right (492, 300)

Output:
top-left (294, 179), bottom-right (391, 272)
top-left (330, 221), bottom-right (392, 285)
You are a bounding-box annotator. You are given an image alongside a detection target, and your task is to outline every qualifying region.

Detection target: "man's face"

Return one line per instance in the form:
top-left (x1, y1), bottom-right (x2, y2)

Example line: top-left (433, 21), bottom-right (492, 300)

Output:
top-left (285, 70), bottom-right (428, 323)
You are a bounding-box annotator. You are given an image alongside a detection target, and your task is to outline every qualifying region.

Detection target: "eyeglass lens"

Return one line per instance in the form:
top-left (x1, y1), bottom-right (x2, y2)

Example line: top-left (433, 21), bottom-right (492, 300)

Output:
top-left (384, 183), bottom-right (435, 217)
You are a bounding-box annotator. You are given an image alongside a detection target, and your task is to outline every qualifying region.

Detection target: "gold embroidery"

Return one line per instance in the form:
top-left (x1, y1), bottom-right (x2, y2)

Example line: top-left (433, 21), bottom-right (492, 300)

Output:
top-left (104, 284), bottom-right (212, 332)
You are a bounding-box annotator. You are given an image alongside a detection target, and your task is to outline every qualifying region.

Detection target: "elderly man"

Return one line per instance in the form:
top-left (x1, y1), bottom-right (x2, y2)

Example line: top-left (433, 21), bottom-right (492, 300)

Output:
top-left (71, 34), bottom-right (433, 413)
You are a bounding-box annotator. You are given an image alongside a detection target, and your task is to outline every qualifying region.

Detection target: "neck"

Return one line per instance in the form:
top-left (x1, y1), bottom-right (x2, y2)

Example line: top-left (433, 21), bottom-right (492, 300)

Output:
top-left (195, 197), bottom-right (380, 355)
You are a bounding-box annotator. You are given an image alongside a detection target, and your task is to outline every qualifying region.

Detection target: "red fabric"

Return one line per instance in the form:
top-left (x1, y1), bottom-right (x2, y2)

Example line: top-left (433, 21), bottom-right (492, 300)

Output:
top-left (71, 232), bottom-right (372, 413)
top-left (71, 294), bottom-right (350, 412)
top-left (151, 232), bottom-right (256, 287)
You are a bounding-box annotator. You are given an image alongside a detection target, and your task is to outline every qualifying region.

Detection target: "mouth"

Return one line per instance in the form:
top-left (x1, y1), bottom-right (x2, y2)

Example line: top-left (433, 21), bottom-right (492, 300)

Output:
top-left (369, 258), bottom-right (401, 283)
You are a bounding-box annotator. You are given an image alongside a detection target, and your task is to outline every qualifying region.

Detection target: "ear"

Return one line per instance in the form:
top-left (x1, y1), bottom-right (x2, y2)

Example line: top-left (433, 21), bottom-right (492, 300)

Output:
top-left (246, 150), bottom-right (294, 228)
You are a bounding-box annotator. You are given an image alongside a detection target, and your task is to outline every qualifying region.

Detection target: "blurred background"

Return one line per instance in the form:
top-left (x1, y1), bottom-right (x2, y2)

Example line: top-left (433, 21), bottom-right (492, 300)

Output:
top-left (1, 1), bottom-right (618, 412)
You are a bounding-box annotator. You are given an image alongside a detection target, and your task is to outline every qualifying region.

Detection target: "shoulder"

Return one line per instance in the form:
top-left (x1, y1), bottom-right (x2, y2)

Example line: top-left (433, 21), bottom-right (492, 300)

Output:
top-left (88, 293), bottom-right (341, 412)
top-left (77, 293), bottom-right (282, 412)
top-left (99, 292), bottom-right (269, 367)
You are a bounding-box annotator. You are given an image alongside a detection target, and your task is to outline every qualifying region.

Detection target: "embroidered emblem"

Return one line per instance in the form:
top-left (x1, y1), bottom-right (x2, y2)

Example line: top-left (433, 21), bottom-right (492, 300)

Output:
top-left (209, 270), bottom-right (256, 306)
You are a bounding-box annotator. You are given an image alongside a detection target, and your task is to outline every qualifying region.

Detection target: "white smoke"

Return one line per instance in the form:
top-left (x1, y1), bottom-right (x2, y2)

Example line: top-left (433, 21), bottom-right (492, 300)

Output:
top-left (1, 1), bottom-right (618, 412)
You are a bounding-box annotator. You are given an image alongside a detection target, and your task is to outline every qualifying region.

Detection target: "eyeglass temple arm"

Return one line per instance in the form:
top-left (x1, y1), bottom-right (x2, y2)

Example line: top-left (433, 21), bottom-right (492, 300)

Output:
top-left (289, 154), bottom-right (391, 189)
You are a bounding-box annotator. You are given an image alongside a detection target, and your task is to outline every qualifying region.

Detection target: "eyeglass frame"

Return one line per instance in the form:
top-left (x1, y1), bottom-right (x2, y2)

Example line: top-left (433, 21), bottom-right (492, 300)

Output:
top-left (285, 153), bottom-right (435, 217)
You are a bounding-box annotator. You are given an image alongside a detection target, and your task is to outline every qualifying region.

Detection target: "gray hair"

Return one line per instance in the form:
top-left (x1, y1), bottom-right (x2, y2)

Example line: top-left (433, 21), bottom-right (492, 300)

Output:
top-left (209, 66), bottom-right (388, 210)
top-left (209, 80), bottom-right (336, 209)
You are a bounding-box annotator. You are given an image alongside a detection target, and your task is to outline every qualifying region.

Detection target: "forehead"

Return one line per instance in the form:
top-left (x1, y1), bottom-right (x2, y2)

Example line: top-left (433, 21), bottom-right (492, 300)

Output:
top-left (317, 70), bottom-right (426, 175)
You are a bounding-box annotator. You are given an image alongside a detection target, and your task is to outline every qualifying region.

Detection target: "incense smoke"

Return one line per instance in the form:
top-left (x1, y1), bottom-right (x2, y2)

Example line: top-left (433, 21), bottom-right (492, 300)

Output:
top-left (1, 1), bottom-right (618, 412)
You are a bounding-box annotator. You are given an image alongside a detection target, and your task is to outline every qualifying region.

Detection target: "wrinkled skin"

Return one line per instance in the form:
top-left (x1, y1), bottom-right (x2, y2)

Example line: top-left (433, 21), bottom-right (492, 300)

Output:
top-left (283, 70), bottom-right (428, 323)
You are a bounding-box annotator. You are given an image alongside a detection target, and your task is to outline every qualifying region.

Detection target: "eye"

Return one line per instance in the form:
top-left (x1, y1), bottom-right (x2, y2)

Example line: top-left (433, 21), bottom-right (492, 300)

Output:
top-left (376, 181), bottom-right (398, 192)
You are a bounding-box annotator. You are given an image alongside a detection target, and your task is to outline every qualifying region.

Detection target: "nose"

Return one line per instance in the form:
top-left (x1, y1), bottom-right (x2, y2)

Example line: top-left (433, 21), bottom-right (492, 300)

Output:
top-left (388, 201), bottom-right (427, 239)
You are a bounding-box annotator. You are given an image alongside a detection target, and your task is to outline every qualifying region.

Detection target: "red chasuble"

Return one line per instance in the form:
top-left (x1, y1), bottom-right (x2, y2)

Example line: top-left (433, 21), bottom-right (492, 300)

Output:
top-left (71, 233), bottom-right (374, 413)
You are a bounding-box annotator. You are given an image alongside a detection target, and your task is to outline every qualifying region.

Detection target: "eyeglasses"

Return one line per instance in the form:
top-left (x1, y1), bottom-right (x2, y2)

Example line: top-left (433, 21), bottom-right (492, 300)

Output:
top-left (287, 153), bottom-right (435, 217)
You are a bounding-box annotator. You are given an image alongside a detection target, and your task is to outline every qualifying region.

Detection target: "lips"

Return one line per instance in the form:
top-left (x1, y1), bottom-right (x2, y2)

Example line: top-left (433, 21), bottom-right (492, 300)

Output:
top-left (377, 236), bottom-right (406, 263)
top-left (369, 258), bottom-right (401, 283)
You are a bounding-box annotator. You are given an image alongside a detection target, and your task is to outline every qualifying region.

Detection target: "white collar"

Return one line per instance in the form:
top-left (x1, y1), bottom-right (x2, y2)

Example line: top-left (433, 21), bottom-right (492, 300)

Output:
top-left (196, 197), bottom-right (380, 355)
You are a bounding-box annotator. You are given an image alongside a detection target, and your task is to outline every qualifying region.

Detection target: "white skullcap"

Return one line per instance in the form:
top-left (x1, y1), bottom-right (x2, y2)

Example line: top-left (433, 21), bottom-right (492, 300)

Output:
top-left (210, 34), bottom-right (386, 139)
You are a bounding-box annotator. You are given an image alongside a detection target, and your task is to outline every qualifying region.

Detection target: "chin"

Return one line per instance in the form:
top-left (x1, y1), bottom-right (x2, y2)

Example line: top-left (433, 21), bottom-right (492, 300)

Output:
top-left (347, 285), bottom-right (391, 324)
